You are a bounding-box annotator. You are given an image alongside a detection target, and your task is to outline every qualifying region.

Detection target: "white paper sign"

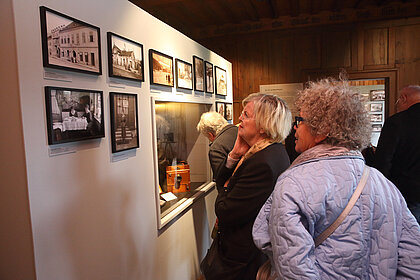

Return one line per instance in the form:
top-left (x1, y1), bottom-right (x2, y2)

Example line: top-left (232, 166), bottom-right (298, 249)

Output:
top-left (161, 192), bottom-right (178, 201)
top-left (259, 83), bottom-right (303, 118)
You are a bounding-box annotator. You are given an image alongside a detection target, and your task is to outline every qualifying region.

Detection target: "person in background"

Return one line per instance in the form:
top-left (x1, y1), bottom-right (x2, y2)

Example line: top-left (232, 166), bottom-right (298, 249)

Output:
top-left (375, 85), bottom-right (420, 222)
top-left (200, 93), bottom-right (292, 280)
top-left (197, 111), bottom-right (238, 180)
top-left (69, 106), bottom-right (77, 117)
top-left (253, 78), bottom-right (420, 279)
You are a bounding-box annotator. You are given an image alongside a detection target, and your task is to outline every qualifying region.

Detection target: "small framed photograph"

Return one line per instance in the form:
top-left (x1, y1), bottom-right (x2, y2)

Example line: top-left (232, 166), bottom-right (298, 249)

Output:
top-left (193, 56), bottom-right (204, 92)
top-left (45, 86), bottom-right (105, 145)
top-left (370, 103), bottom-right (383, 112)
top-left (370, 114), bottom-right (383, 122)
top-left (110, 92), bottom-right (139, 153)
top-left (216, 102), bottom-right (225, 117)
top-left (215, 66), bottom-right (227, 96)
top-left (360, 92), bottom-right (370, 102)
top-left (107, 32), bottom-right (144, 82)
top-left (39, 6), bottom-right (102, 75)
top-left (149, 49), bottom-right (174, 87)
top-left (370, 90), bottom-right (385, 101)
top-left (175, 59), bottom-right (193, 90)
top-left (205, 61), bottom-right (214, 93)
top-left (372, 124), bottom-right (382, 132)
top-left (225, 103), bottom-right (233, 121)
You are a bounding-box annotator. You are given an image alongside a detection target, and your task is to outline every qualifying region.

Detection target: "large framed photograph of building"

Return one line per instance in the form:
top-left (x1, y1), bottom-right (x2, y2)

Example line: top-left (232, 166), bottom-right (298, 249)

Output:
top-left (175, 59), bottom-right (193, 90)
top-left (110, 92), bottom-right (139, 153)
top-left (45, 86), bottom-right (105, 145)
top-left (107, 32), bottom-right (144, 82)
top-left (40, 6), bottom-right (102, 75)
top-left (193, 56), bottom-right (204, 92)
top-left (149, 49), bottom-right (174, 87)
top-left (205, 61), bottom-right (214, 94)
top-left (215, 66), bottom-right (227, 96)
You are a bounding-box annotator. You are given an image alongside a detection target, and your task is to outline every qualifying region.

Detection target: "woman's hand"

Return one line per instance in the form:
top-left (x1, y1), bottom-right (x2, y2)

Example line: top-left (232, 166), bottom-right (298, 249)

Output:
top-left (230, 133), bottom-right (250, 159)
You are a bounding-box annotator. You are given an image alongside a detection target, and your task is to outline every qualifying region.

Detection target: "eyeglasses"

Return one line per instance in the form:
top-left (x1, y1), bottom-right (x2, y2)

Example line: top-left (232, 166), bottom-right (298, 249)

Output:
top-left (295, 116), bottom-right (305, 127)
top-left (240, 110), bottom-right (253, 120)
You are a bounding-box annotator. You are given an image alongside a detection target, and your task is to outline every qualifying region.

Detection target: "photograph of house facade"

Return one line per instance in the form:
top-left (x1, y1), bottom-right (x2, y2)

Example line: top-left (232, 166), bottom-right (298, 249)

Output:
top-left (109, 33), bottom-right (143, 81)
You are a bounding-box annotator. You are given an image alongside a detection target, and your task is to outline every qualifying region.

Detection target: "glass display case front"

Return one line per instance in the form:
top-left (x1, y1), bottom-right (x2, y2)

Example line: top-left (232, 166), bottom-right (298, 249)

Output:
top-left (152, 99), bottom-right (214, 228)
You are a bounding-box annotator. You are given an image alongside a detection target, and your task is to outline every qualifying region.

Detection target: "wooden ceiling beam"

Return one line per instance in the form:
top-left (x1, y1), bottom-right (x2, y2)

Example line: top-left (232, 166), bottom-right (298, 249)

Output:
top-left (192, 1), bottom-right (420, 39)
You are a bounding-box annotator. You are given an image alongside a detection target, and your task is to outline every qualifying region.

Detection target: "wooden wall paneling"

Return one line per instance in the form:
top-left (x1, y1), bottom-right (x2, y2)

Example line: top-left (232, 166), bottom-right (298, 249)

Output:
top-left (357, 25), bottom-right (364, 71)
top-left (395, 23), bottom-right (420, 86)
top-left (292, 31), bottom-right (321, 72)
top-left (321, 28), bottom-right (352, 69)
top-left (363, 27), bottom-right (388, 67)
top-left (233, 101), bottom-right (242, 124)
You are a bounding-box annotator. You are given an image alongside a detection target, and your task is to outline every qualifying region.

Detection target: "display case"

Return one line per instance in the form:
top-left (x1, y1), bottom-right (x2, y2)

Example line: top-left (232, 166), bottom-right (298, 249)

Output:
top-left (151, 98), bottom-right (214, 229)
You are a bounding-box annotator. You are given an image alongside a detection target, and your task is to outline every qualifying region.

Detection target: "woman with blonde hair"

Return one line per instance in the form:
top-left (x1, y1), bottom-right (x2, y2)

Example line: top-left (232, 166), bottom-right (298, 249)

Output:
top-left (253, 77), bottom-right (420, 279)
top-left (201, 93), bottom-right (292, 280)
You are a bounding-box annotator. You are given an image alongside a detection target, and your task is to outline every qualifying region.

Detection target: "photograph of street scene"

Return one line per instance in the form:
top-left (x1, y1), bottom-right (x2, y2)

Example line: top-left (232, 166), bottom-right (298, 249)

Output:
top-left (41, 7), bottom-right (101, 74)
top-left (176, 59), bottom-right (192, 90)
top-left (150, 50), bottom-right (174, 87)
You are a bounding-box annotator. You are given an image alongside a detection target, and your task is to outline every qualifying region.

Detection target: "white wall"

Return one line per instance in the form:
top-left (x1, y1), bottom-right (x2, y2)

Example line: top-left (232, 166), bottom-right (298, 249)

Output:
top-left (9, 0), bottom-right (232, 279)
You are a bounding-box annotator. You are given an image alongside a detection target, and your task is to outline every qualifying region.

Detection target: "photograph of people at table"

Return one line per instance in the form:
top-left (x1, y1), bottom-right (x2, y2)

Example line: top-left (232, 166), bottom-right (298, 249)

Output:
top-left (46, 87), bottom-right (104, 144)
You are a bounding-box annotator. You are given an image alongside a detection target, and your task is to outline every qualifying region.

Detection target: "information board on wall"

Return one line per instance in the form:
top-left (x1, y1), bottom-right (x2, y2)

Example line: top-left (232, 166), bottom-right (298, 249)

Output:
top-left (259, 83), bottom-right (303, 118)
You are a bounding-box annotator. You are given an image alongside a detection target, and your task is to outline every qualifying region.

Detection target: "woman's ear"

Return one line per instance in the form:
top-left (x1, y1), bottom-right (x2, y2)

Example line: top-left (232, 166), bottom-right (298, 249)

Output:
top-left (314, 134), bottom-right (327, 144)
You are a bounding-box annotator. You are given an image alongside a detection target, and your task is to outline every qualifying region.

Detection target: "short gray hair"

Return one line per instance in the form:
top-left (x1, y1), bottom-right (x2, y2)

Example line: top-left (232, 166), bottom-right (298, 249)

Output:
top-left (197, 111), bottom-right (228, 136)
top-left (295, 77), bottom-right (371, 150)
top-left (243, 93), bottom-right (292, 143)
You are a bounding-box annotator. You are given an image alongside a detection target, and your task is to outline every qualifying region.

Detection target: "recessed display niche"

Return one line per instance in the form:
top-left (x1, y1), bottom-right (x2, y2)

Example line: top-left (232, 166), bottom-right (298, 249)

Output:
top-left (152, 99), bottom-right (214, 228)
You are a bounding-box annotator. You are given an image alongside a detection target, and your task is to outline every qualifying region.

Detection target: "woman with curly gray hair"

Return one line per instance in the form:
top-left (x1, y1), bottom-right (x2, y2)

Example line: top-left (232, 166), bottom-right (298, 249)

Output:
top-left (253, 78), bottom-right (420, 279)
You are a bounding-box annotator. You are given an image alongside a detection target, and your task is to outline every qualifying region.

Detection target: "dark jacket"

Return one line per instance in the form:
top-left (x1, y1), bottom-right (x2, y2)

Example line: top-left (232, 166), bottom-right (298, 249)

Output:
top-left (209, 124), bottom-right (238, 180)
top-left (374, 103), bottom-right (420, 204)
top-left (202, 143), bottom-right (290, 280)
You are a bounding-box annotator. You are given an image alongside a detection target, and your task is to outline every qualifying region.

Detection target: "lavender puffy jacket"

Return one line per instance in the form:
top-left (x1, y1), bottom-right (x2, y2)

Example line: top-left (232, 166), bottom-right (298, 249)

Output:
top-left (253, 147), bottom-right (420, 280)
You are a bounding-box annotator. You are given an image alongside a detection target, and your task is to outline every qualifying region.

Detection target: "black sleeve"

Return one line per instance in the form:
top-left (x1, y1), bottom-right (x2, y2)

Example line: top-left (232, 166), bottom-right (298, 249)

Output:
top-left (374, 119), bottom-right (400, 178)
top-left (209, 147), bottom-right (229, 180)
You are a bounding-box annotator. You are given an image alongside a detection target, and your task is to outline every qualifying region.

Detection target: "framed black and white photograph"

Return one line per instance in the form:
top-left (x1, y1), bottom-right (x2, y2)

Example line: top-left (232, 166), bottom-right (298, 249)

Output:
top-left (370, 89), bottom-right (385, 101)
top-left (149, 49), bottom-right (174, 87)
top-left (225, 103), bottom-right (233, 121)
top-left (107, 32), bottom-right (144, 82)
top-left (45, 86), bottom-right (104, 145)
top-left (370, 114), bottom-right (383, 123)
top-left (372, 124), bottom-right (382, 132)
top-left (193, 56), bottom-right (204, 92)
top-left (110, 92), bottom-right (139, 153)
top-left (175, 59), bottom-right (193, 90)
top-left (216, 102), bottom-right (225, 117)
top-left (205, 61), bottom-right (214, 93)
top-left (40, 6), bottom-right (102, 75)
top-left (215, 66), bottom-right (227, 96)
top-left (370, 103), bottom-right (383, 112)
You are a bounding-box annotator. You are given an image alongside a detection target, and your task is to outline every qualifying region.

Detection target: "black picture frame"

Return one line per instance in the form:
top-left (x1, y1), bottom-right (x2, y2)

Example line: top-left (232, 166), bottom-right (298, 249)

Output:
top-left (107, 32), bottom-right (144, 82)
top-left (110, 92), bottom-right (139, 153)
top-left (215, 66), bottom-right (227, 96)
top-left (149, 49), bottom-right (174, 87)
top-left (225, 103), bottom-right (233, 121)
top-left (193, 56), bottom-right (204, 92)
top-left (216, 102), bottom-right (225, 117)
top-left (45, 86), bottom-right (105, 145)
top-left (39, 6), bottom-right (102, 75)
top-left (175, 59), bottom-right (193, 90)
top-left (205, 61), bottom-right (214, 94)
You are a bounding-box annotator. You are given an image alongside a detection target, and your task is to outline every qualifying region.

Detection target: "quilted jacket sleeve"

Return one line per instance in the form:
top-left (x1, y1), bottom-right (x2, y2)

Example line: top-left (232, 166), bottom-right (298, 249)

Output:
top-left (396, 205), bottom-right (420, 279)
top-left (269, 175), bottom-right (320, 279)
